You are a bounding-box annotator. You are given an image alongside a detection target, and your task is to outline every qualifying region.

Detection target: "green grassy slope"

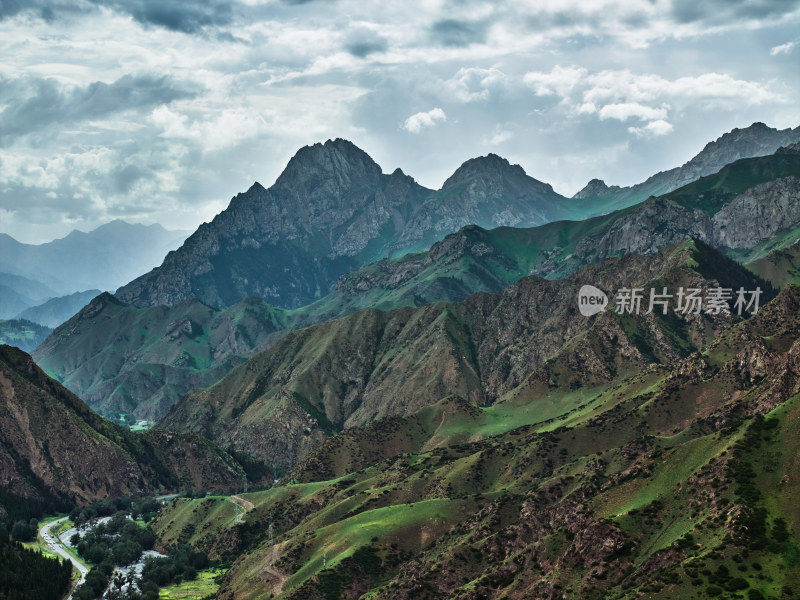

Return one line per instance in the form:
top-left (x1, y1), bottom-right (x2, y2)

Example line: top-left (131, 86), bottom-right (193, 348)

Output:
top-left (748, 239), bottom-right (800, 288)
top-left (150, 286), bottom-right (800, 599)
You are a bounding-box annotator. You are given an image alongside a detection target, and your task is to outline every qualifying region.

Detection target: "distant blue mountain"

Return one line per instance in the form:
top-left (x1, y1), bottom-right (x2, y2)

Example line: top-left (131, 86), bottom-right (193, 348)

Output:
top-left (0, 220), bottom-right (190, 296)
top-left (15, 289), bottom-right (102, 328)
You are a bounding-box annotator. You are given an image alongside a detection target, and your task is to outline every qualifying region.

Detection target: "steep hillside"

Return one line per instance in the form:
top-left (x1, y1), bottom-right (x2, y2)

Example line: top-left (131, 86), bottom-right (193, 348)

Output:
top-left (748, 239), bottom-right (800, 289)
top-left (0, 345), bottom-right (244, 518)
top-left (160, 240), bottom-right (771, 469)
top-left (34, 293), bottom-right (288, 421)
top-left (529, 150), bottom-right (800, 279)
top-left (152, 285), bottom-right (800, 600)
top-left (573, 121), bottom-right (800, 216)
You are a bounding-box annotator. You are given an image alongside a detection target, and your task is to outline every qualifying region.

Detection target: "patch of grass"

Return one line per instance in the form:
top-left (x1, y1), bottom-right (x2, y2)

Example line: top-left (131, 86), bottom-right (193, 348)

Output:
top-left (158, 567), bottom-right (226, 599)
top-left (284, 498), bottom-right (463, 591)
top-left (151, 497), bottom-right (238, 550)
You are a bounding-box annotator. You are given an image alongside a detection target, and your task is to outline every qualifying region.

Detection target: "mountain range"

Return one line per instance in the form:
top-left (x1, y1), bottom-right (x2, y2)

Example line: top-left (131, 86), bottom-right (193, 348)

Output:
top-left (573, 121), bottom-right (800, 215)
top-left (114, 140), bottom-right (572, 311)
top-left (6, 121), bottom-right (800, 599)
top-left (0, 272), bottom-right (56, 320)
top-left (33, 140), bottom-right (800, 423)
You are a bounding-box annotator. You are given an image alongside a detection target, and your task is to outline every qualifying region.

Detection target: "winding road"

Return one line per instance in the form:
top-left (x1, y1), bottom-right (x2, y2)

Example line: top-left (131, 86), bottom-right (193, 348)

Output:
top-left (39, 517), bottom-right (89, 599)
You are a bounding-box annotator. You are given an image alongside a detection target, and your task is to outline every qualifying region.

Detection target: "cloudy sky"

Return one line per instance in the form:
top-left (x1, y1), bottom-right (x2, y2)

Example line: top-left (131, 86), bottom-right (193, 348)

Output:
top-left (1, 0), bottom-right (798, 243)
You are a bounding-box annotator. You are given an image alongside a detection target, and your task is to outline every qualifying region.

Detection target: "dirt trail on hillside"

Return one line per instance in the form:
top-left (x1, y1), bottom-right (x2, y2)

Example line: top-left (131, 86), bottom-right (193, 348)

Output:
top-left (230, 495), bottom-right (255, 524)
top-left (230, 495), bottom-right (288, 593)
top-left (262, 544), bottom-right (289, 595)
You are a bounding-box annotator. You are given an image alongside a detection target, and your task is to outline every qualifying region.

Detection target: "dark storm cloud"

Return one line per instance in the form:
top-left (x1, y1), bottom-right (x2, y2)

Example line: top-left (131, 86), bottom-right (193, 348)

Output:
top-left (0, 74), bottom-right (198, 144)
top-left (0, 0), bottom-right (235, 34)
top-left (90, 0), bottom-right (234, 34)
top-left (0, 0), bottom-right (26, 19)
top-left (0, 0), bottom-right (88, 22)
top-left (430, 19), bottom-right (487, 47)
top-left (670, 0), bottom-right (800, 24)
top-left (344, 28), bottom-right (388, 58)
top-left (111, 164), bottom-right (147, 194)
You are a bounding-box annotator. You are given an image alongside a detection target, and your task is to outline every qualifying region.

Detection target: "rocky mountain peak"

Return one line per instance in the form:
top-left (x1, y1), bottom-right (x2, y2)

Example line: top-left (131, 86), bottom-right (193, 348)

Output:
top-left (271, 137), bottom-right (383, 196)
top-left (573, 178), bottom-right (621, 199)
top-left (442, 153), bottom-right (530, 188)
top-left (684, 121), bottom-right (800, 174)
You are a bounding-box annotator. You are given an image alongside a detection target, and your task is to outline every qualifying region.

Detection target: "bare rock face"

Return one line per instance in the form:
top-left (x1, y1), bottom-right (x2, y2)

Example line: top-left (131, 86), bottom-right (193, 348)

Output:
top-left (712, 176), bottom-right (800, 248)
top-left (569, 197), bottom-right (715, 268)
top-left (116, 142), bottom-right (572, 310)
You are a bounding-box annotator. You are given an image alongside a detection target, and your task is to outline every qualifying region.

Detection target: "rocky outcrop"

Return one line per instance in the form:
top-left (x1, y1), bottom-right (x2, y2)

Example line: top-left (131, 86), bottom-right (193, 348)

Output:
top-left (713, 176), bottom-right (800, 248)
top-left (567, 197), bottom-right (715, 269)
top-left (535, 165), bottom-right (800, 278)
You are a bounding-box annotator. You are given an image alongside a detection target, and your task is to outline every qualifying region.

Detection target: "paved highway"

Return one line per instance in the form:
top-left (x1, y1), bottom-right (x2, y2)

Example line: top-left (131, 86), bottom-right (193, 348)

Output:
top-left (39, 517), bottom-right (89, 599)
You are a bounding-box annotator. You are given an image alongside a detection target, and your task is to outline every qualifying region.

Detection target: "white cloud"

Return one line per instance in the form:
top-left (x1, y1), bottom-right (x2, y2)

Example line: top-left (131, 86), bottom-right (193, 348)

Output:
top-left (445, 66), bottom-right (507, 102)
top-left (522, 65), bottom-right (786, 140)
top-left (489, 126), bottom-right (514, 145)
top-left (598, 102), bottom-right (669, 122)
top-left (770, 40), bottom-right (797, 55)
top-left (524, 65), bottom-right (587, 97)
top-left (0, 0), bottom-right (799, 241)
top-left (402, 107), bottom-right (447, 133)
top-left (628, 119), bottom-right (674, 137)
